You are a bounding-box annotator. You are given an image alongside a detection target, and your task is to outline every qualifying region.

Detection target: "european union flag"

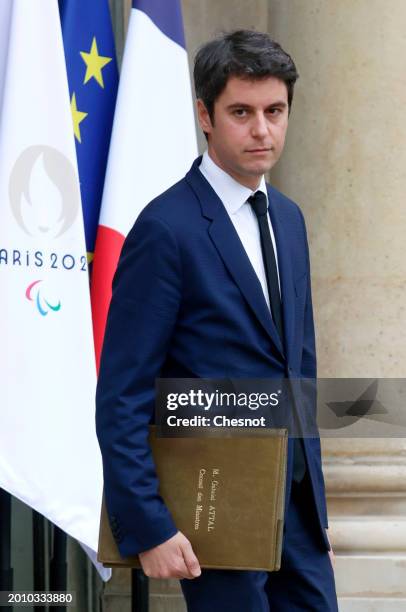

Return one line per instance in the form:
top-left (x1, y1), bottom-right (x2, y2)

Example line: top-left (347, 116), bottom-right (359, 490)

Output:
top-left (59, 0), bottom-right (118, 259)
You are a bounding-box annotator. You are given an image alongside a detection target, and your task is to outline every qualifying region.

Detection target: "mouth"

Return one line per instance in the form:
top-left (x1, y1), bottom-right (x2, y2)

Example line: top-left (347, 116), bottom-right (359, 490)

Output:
top-left (245, 148), bottom-right (273, 154)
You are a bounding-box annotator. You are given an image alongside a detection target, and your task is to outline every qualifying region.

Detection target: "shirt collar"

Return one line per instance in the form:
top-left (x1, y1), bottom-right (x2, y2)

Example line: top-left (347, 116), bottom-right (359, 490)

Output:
top-left (199, 150), bottom-right (268, 215)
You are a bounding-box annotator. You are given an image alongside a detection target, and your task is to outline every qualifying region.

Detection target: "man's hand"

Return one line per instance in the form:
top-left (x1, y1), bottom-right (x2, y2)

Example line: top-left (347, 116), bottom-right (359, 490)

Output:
top-left (139, 531), bottom-right (201, 579)
top-left (326, 529), bottom-right (335, 568)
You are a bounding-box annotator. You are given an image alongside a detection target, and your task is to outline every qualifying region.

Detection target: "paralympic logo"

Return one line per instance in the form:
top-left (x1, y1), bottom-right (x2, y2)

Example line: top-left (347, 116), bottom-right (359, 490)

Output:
top-left (25, 280), bottom-right (61, 316)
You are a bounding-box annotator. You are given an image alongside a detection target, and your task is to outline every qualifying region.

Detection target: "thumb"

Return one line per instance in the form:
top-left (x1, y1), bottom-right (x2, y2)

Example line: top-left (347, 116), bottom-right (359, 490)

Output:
top-left (181, 539), bottom-right (201, 577)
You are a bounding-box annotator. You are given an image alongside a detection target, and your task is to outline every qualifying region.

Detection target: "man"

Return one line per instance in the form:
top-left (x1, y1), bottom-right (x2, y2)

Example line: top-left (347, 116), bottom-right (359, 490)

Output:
top-left (96, 30), bottom-right (338, 611)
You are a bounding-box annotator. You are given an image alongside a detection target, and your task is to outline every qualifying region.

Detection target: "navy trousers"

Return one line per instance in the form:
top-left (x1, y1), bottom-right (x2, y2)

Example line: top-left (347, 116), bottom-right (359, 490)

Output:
top-left (180, 473), bottom-right (338, 611)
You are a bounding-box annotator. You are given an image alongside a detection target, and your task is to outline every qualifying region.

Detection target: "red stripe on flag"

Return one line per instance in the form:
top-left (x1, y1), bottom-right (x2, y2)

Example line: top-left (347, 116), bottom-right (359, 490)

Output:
top-left (91, 225), bottom-right (125, 372)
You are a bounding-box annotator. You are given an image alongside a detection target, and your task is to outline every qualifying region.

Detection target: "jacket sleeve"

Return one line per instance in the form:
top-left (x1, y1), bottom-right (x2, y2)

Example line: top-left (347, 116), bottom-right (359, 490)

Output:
top-left (96, 214), bottom-right (181, 556)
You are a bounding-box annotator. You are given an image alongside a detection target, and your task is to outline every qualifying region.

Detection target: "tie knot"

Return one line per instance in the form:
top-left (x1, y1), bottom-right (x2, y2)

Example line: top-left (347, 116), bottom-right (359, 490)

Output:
top-left (248, 191), bottom-right (268, 217)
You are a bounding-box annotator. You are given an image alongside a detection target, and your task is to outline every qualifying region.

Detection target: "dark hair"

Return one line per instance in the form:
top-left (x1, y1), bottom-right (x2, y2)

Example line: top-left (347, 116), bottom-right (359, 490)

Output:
top-left (194, 30), bottom-right (299, 122)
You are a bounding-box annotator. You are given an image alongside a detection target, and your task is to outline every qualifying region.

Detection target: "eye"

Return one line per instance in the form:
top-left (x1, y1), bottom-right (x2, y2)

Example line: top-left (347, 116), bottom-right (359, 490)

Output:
top-left (233, 108), bottom-right (248, 117)
top-left (267, 108), bottom-right (282, 116)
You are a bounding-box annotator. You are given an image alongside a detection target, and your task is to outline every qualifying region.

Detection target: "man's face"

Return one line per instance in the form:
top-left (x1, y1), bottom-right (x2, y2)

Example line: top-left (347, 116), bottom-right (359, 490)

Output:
top-left (197, 75), bottom-right (290, 189)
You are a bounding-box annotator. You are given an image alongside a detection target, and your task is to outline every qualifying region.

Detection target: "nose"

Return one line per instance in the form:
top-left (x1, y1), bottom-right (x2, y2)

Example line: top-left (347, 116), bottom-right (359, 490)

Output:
top-left (251, 111), bottom-right (269, 139)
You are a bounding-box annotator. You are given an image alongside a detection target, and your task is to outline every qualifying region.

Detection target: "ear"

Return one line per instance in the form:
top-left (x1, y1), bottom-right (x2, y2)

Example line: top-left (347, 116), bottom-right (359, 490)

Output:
top-left (196, 99), bottom-right (213, 135)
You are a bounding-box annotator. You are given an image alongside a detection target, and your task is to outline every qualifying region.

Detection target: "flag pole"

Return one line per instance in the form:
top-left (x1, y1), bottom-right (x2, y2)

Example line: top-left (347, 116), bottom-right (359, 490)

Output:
top-left (0, 488), bottom-right (12, 611)
top-left (50, 526), bottom-right (67, 611)
top-left (32, 510), bottom-right (46, 612)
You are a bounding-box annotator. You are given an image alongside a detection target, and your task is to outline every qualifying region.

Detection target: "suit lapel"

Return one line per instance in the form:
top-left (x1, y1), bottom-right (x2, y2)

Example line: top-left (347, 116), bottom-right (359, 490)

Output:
top-left (266, 185), bottom-right (295, 363)
top-left (186, 159), bottom-right (285, 359)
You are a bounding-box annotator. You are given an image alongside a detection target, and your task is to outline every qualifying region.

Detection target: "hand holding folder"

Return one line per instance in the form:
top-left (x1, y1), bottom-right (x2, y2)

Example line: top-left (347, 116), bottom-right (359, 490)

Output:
top-left (98, 427), bottom-right (288, 571)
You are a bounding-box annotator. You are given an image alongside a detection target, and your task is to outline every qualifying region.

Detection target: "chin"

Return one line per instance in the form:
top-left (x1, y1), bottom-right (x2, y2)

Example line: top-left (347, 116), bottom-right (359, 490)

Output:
top-left (245, 162), bottom-right (272, 176)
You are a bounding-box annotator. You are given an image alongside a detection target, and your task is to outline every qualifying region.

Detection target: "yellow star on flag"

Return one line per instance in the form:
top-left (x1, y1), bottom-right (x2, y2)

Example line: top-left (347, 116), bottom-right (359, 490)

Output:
top-left (80, 37), bottom-right (112, 88)
top-left (70, 93), bottom-right (88, 143)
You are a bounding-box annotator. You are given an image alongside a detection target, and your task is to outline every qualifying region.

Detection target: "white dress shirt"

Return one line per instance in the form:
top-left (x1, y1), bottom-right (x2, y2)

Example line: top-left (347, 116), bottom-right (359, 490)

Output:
top-left (199, 150), bottom-right (281, 310)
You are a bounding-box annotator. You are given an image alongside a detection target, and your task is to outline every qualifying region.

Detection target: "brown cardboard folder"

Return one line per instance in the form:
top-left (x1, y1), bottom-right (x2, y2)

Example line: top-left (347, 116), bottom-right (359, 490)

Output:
top-left (98, 427), bottom-right (287, 571)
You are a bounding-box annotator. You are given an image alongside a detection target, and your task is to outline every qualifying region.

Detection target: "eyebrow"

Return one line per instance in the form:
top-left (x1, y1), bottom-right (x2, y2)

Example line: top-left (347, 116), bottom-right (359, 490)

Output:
top-left (226, 101), bottom-right (288, 110)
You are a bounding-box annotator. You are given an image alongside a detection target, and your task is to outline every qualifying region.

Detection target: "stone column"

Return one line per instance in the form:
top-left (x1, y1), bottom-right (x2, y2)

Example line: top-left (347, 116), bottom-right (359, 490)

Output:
top-left (182, 0), bottom-right (269, 152)
top-left (268, 1), bottom-right (406, 609)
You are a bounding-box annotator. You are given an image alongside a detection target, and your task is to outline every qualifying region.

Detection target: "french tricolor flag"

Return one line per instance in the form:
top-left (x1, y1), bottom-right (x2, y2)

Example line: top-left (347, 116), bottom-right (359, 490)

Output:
top-left (91, 0), bottom-right (197, 368)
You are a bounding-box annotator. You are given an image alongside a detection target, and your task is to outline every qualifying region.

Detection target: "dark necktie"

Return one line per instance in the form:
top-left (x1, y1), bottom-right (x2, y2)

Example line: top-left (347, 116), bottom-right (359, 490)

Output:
top-left (248, 191), bottom-right (306, 483)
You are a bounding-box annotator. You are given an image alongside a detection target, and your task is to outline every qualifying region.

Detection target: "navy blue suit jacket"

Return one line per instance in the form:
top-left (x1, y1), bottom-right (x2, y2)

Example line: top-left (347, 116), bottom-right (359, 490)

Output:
top-left (96, 157), bottom-right (330, 557)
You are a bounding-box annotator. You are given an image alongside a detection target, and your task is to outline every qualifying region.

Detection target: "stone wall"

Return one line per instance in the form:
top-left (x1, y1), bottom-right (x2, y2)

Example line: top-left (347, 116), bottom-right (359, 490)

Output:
top-left (103, 2), bottom-right (406, 610)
